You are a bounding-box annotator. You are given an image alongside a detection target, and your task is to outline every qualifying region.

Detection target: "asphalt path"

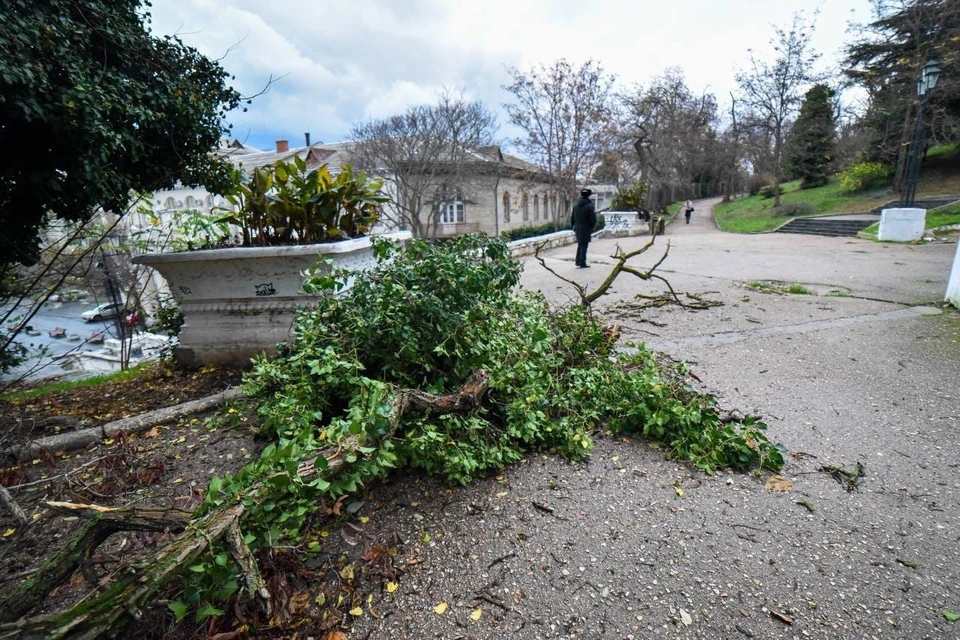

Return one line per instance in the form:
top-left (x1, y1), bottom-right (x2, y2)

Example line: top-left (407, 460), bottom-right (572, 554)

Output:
top-left (1, 300), bottom-right (123, 383)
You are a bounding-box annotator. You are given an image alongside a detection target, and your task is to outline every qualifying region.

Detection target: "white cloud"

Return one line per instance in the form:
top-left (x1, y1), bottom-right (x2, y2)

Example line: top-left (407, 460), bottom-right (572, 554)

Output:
top-left (148, 0), bottom-right (875, 150)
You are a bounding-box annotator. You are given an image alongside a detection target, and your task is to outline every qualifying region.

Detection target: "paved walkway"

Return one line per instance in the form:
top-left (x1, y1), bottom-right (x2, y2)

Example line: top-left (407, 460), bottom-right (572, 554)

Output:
top-left (355, 200), bottom-right (960, 639)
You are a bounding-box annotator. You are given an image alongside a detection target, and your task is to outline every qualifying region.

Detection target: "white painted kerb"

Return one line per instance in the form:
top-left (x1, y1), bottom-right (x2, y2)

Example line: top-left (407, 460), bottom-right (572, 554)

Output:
top-left (878, 207), bottom-right (926, 242)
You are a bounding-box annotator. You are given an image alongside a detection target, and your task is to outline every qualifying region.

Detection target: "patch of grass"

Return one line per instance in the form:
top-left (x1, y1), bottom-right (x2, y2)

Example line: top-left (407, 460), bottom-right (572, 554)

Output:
top-left (715, 179), bottom-right (893, 233)
top-left (859, 200), bottom-right (960, 239)
top-left (1, 363), bottom-right (154, 402)
top-left (825, 289), bottom-right (851, 298)
top-left (746, 281), bottom-right (777, 293)
top-left (746, 280), bottom-right (813, 295)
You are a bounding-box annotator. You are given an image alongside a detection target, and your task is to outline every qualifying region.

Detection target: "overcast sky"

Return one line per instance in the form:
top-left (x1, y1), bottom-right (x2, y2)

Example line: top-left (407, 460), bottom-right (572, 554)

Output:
top-left (148, 0), bottom-right (876, 152)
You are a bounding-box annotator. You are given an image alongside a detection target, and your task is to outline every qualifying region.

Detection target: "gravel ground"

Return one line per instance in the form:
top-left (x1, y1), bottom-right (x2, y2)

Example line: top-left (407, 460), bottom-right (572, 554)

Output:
top-left (344, 200), bottom-right (960, 639)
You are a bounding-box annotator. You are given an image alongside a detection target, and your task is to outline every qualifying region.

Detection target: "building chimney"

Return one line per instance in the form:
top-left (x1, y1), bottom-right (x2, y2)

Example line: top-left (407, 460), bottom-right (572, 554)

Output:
top-left (276, 139), bottom-right (289, 153)
top-left (305, 132), bottom-right (311, 147)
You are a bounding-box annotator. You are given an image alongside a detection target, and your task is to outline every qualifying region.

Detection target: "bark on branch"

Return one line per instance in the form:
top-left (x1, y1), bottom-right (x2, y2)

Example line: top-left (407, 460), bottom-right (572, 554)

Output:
top-left (0, 372), bottom-right (490, 638)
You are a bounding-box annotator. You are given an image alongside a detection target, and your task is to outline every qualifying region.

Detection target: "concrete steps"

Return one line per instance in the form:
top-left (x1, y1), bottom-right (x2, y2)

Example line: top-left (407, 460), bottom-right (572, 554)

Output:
top-left (775, 218), bottom-right (878, 237)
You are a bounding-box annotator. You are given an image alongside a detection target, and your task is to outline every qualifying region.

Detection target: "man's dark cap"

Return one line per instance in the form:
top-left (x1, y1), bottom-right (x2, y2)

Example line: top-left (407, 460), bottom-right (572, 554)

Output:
top-left (580, 189), bottom-right (593, 197)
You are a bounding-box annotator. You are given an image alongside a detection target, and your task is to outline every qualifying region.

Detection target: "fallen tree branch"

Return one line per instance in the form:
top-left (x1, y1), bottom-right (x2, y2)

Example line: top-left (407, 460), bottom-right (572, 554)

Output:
top-left (7, 388), bottom-right (246, 462)
top-left (534, 237), bottom-right (673, 307)
top-left (0, 371), bottom-right (490, 638)
top-left (0, 504), bottom-right (194, 623)
top-left (0, 485), bottom-right (27, 524)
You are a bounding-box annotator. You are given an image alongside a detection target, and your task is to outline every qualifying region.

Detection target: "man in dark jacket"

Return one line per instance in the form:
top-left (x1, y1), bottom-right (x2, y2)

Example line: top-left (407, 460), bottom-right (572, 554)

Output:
top-left (570, 189), bottom-right (597, 268)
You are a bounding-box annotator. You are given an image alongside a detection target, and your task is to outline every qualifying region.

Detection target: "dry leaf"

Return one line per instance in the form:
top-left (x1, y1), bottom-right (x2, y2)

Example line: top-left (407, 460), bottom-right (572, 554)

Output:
top-left (349, 606), bottom-right (363, 617)
top-left (145, 427), bottom-right (160, 438)
top-left (386, 581), bottom-right (398, 593)
top-left (339, 564), bottom-right (355, 581)
top-left (679, 609), bottom-right (692, 626)
top-left (765, 475), bottom-right (793, 492)
top-left (470, 607), bottom-right (482, 621)
top-left (359, 516), bottom-right (370, 524)
top-left (434, 602), bottom-right (448, 615)
top-left (322, 632), bottom-right (348, 640)
top-left (2, 529), bottom-right (15, 537)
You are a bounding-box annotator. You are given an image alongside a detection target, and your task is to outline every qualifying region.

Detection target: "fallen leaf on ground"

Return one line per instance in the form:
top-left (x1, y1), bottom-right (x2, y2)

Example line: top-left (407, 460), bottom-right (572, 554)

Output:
top-left (796, 500), bottom-right (816, 512)
top-left (349, 606), bottom-right (363, 617)
top-left (386, 581), bottom-right (398, 593)
top-left (470, 608), bottom-right (482, 621)
top-left (2, 529), bottom-right (15, 537)
top-left (434, 602), bottom-right (448, 615)
top-left (322, 632), bottom-right (348, 640)
top-left (943, 610), bottom-right (960, 622)
top-left (765, 475), bottom-right (793, 492)
top-left (679, 609), bottom-right (692, 626)
top-left (145, 427), bottom-right (160, 438)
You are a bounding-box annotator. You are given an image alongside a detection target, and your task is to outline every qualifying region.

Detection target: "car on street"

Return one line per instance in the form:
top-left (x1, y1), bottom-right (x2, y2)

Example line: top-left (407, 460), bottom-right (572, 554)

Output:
top-left (81, 302), bottom-right (123, 322)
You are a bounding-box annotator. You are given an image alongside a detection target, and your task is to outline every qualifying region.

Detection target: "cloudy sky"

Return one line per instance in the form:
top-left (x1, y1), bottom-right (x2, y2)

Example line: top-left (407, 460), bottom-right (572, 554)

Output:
top-left (148, 0), bottom-right (876, 153)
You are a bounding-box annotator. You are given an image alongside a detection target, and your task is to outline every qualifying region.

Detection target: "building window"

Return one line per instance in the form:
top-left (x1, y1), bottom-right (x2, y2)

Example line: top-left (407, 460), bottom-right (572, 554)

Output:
top-left (184, 196), bottom-right (195, 209)
top-left (533, 194), bottom-right (540, 221)
top-left (503, 192), bottom-right (511, 222)
top-left (164, 197), bottom-right (176, 210)
top-left (436, 187), bottom-right (465, 224)
top-left (522, 194), bottom-right (529, 221)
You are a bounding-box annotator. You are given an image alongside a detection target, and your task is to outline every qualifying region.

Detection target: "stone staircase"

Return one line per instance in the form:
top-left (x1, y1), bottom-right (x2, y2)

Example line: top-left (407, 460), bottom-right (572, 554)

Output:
top-left (775, 217), bottom-right (878, 238)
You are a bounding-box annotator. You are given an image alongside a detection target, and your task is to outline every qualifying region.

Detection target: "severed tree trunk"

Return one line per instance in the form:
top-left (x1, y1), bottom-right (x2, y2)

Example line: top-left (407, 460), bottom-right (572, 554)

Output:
top-left (0, 371), bottom-right (490, 639)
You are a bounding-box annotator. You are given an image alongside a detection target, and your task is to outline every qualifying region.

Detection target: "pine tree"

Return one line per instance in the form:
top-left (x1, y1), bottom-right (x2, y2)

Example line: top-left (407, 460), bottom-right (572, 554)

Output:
top-left (787, 85), bottom-right (836, 189)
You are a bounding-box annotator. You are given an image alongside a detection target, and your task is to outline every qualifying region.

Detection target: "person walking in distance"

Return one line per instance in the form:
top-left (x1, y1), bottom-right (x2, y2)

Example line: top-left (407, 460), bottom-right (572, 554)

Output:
top-left (684, 199), bottom-right (694, 224)
top-left (571, 189), bottom-right (597, 268)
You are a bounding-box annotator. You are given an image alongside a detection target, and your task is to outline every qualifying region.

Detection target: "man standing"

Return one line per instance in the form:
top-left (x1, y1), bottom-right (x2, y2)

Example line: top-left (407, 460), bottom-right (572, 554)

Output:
top-left (571, 189), bottom-right (597, 268)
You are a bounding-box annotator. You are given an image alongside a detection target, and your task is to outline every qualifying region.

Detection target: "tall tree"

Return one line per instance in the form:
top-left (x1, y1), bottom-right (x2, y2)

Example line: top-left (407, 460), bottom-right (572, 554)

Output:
top-left (786, 84), bottom-right (837, 188)
top-left (736, 12), bottom-right (822, 206)
top-left (844, 0), bottom-right (960, 187)
top-left (0, 0), bottom-right (240, 373)
top-left (503, 59), bottom-right (616, 211)
top-left (349, 92), bottom-right (499, 239)
top-left (618, 68), bottom-right (720, 208)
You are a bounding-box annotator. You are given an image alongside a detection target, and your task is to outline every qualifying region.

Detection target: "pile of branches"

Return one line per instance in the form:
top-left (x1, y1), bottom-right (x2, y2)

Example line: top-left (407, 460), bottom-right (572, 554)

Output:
top-left (0, 235), bottom-right (784, 639)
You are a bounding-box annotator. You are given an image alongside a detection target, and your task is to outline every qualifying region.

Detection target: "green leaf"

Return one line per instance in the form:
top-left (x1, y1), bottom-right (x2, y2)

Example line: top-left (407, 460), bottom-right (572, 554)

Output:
top-left (168, 600), bottom-right (189, 622)
top-left (943, 611), bottom-right (960, 622)
top-left (195, 603), bottom-right (224, 622)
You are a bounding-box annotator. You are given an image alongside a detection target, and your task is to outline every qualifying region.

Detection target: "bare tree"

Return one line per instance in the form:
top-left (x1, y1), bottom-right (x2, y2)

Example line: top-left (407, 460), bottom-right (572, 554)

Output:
top-left (736, 12), bottom-right (823, 206)
top-left (618, 68), bottom-right (720, 209)
top-left (503, 59), bottom-right (616, 214)
top-left (349, 92), bottom-right (499, 239)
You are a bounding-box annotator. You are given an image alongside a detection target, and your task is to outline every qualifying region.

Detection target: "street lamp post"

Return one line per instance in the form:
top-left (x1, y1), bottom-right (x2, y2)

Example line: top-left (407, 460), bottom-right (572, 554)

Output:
top-left (900, 59), bottom-right (942, 207)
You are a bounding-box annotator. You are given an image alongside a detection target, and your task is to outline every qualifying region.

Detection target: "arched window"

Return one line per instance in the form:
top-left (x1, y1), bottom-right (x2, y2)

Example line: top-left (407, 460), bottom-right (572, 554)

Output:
top-left (533, 194), bottom-right (540, 221)
top-left (521, 194), bottom-right (529, 221)
top-left (184, 196), bottom-right (195, 209)
top-left (436, 186), bottom-right (465, 224)
top-left (206, 194), bottom-right (215, 207)
top-left (503, 192), bottom-right (511, 222)
top-left (164, 197), bottom-right (176, 210)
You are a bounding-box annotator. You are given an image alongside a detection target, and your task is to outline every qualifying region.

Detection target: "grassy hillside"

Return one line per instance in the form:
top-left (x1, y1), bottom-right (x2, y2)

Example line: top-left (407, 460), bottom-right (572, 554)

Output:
top-left (715, 146), bottom-right (960, 233)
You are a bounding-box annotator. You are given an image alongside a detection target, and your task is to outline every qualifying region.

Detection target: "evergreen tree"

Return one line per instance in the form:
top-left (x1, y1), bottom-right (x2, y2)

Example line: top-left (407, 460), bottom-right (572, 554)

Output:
top-left (787, 84), bottom-right (836, 189)
top-left (844, 0), bottom-right (960, 167)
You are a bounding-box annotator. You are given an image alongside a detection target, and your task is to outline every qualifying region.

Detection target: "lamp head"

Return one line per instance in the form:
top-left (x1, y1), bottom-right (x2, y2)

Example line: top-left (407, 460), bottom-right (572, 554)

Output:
top-left (920, 58), bottom-right (942, 95)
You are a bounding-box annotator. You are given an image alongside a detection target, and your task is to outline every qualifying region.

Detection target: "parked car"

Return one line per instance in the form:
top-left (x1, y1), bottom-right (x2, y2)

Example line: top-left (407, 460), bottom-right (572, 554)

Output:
top-left (81, 303), bottom-right (123, 322)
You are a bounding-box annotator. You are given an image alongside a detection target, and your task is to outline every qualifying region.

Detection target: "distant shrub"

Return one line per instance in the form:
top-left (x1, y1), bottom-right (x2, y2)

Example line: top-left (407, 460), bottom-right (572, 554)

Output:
top-left (839, 162), bottom-right (891, 193)
top-left (774, 202), bottom-right (814, 217)
top-left (610, 182), bottom-right (647, 212)
top-left (759, 185), bottom-right (776, 199)
top-left (503, 214), bottom-right (606, 242)
top-left (747, 174), bottom-right (772, 196)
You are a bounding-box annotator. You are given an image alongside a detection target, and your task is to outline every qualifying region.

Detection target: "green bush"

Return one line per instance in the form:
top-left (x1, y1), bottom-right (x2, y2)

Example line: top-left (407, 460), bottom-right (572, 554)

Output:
top-left (610, 182), bottom-right (647, 212)
top-left (839, 161), bottom-right (891, 193)
top-left (502, 221), bottom-right (561, 241)
top-left (759, 185), bottom-right (776, 199)
top-left (502, 214), bottom-right (605, 242)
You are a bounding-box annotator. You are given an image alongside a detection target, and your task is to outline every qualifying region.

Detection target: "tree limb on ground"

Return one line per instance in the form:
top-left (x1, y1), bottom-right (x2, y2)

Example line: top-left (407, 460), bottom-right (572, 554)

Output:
top-left (0, 371), bottom-right (490, 639)
top-left (534, 236), bottom-right (685, 307)
top-left (6, 388), bottom-right (246, 462)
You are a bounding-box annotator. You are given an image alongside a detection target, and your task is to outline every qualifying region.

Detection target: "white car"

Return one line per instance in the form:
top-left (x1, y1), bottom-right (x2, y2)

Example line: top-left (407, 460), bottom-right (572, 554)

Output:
top-left (81, 303), bottom-right (123, 322)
